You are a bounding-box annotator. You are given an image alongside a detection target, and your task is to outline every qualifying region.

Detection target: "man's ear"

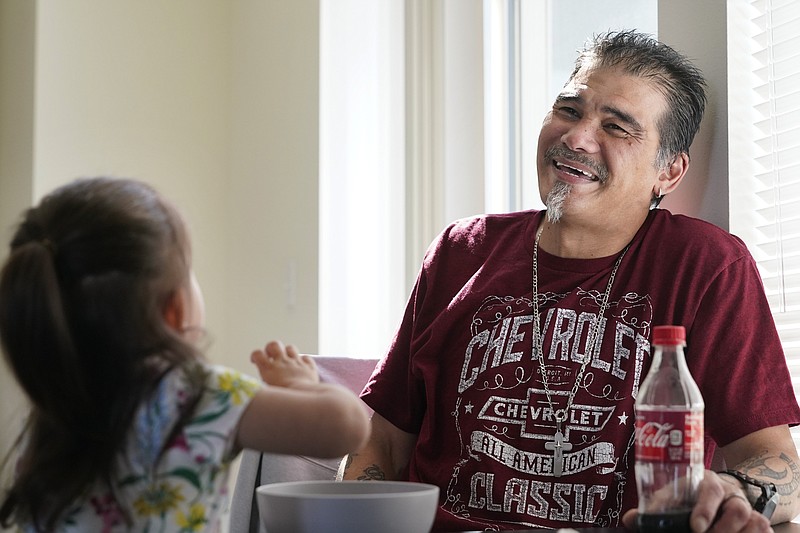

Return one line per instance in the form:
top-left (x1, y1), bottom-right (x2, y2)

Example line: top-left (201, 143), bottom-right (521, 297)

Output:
top-left (655, 152), bottom-right (690, 196)
top-left (162, 289), bottom-right (185, 332)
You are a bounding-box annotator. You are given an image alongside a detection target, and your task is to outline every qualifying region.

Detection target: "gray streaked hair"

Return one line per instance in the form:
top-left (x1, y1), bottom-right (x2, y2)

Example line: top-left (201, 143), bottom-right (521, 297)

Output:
top-left (569, 30), bottom-right (707, 169)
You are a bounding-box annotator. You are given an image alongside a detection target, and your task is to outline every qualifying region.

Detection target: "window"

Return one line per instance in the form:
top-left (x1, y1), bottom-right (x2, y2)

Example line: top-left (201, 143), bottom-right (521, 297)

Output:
top-left (319, 0), bottom-right (659, 358)
top-left (319, 0), bottom-right (406, 358)
top-left (728, 0), bottom-right (800, 447)
top-left (501, 0), bottom-right (658, 213)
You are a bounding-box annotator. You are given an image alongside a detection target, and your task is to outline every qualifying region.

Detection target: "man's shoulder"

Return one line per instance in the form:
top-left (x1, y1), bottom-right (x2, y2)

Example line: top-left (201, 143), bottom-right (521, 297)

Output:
top-left (649, 209), bottom-right (748, 254)
top-left (423, 210), bottom-right (538, 269)
top-left (443, 209), bottom-right (538, 241)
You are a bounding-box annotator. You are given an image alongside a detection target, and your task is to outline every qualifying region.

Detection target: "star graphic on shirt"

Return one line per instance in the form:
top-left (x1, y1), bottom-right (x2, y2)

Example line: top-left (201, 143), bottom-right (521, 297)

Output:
top-left (464, 402), bottom-right (474, 414)
top-left (618, 412), bottom-right (629, 425)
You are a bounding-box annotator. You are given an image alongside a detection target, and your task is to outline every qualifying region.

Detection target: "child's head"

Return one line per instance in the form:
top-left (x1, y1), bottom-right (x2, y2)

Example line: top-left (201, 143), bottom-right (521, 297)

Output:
top-left (0, 176), bottom-right (201, 409)
top-left (0, 177), bottom-right (205, 528)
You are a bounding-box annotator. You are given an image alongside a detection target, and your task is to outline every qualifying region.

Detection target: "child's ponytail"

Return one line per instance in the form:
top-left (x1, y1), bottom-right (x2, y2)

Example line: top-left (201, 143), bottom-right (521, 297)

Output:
top-left (0, 237), bottom-right (90, 423)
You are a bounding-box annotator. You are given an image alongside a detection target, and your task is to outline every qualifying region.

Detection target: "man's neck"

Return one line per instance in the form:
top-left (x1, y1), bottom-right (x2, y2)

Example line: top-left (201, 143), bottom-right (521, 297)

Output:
top-left (537, 212), bottom-right (649, 259)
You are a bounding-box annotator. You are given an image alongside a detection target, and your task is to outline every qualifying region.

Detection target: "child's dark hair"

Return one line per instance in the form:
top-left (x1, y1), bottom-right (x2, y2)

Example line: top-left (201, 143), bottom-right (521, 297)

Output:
top-left (0, 177), bottom-right (204, 530)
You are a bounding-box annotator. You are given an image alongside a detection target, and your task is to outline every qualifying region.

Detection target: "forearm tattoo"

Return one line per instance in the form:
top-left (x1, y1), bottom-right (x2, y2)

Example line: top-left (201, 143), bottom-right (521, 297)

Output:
top-left (341, 454), bottom-right (387, 481)
top-left (737, 451), bottom-right (800, 507)
top-left (357, 464), bottom-right (387, 481)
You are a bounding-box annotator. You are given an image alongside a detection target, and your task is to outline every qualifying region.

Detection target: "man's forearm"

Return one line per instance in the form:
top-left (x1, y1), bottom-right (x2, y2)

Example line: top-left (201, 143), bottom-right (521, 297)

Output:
top-left (337, 413), bottom-right (417, 482)
top-left (729, 450), bottom-right (800, 523)
top-left (338, 452), bottom-right (390, 481)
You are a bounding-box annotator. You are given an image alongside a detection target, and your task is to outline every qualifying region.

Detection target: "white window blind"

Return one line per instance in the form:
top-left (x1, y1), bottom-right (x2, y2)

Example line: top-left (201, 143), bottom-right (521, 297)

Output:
top-left (729, 0), bottom-right (800, 447)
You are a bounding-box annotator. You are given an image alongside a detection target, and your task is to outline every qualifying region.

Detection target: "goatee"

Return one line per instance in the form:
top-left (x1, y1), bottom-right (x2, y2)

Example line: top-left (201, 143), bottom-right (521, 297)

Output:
top-left (545, 181), bottom-right (572, 223)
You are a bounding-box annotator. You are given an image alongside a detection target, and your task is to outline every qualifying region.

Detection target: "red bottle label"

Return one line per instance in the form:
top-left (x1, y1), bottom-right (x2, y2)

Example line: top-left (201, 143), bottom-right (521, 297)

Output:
top-left (635, 410), bottom-right (703, 463)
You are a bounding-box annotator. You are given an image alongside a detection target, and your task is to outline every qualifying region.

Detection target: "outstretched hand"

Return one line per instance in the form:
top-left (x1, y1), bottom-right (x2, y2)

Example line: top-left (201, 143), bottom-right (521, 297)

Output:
top-left (250, 340), bottom-right (319, 388)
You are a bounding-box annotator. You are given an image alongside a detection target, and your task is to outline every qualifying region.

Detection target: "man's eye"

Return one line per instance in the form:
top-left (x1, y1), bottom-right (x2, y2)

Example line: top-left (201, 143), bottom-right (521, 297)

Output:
top-left (605, 123), bottom-right (629, 136)
top-left (556, 106), bottom-right (579, 118)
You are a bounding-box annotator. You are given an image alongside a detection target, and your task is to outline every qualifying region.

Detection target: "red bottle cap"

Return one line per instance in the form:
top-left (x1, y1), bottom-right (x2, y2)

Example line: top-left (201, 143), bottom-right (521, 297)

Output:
top-left (652, 325), bottom-right (686, 345)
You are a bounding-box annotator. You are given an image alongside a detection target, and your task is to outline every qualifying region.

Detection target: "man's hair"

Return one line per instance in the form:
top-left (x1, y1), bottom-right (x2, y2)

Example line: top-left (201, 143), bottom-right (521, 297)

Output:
top-left (570, 30), bottom-right (708, 168)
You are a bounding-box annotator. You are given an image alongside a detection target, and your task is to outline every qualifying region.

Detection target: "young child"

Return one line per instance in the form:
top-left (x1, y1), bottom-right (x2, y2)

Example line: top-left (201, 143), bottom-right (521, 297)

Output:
top-left (0, 177), bottom-right (370, 532)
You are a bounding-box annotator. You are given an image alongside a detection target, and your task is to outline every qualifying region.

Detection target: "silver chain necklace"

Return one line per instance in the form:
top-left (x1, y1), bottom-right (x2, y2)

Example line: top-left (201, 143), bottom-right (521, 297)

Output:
top-left (532, 224), bottom-right (631, 477)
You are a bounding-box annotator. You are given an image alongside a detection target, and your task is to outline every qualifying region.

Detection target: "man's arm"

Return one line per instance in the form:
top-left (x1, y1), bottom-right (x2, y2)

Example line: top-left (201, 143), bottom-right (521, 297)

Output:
top-left (337, 412), bottom-right (417, 481)
top-left (692, 425), bottom-right (800, 531)
top-left (622, 425), bottom-right (800, 531)
top-left (718, 425), bottom-right (800, 523)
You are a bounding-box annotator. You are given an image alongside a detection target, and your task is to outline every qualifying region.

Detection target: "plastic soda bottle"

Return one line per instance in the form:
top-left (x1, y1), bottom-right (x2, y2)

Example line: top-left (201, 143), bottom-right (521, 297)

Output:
top-left (635, 325), bottom-right (704, 532)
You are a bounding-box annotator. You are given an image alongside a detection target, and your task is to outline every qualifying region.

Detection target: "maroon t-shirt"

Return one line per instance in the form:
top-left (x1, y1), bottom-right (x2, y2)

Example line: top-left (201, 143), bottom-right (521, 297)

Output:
top-left (361, 209), bottom-right (800, 531)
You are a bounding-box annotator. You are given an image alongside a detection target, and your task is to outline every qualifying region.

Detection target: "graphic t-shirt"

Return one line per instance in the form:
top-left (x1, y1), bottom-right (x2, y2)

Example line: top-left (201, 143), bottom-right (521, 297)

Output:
top-left (24, 364), bottom-right (260, 533)
top-left (361, 209), bottom-right (800, 531)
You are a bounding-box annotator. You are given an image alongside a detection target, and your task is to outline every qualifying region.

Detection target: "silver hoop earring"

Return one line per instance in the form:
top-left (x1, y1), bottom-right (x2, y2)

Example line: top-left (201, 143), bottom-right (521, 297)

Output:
top-left (651, 188), bottom-right (666, 210)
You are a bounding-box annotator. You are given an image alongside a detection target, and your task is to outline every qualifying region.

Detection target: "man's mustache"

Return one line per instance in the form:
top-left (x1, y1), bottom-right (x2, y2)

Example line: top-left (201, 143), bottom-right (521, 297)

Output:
top-left (544, 146), bottom-right (609, 183)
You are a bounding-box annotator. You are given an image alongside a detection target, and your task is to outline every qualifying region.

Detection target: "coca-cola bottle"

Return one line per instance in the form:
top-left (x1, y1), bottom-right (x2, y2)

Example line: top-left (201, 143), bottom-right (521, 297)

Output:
top-left (635, 325), bottom-right (704, 532)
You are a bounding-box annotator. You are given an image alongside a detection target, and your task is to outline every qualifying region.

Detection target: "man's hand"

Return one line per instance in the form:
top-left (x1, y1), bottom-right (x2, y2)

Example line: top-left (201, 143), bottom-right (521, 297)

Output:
top-left (621, 471), bottom-right (771, 531)
top-left (623, 425), bottom-right (800, 531)
top-left (691, 471), bottom-right (772, 532)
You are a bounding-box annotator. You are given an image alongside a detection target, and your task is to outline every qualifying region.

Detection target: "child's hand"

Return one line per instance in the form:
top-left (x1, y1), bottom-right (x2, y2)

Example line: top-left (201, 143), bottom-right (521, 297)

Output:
top-left (250, 340), bottom-right (320, 388)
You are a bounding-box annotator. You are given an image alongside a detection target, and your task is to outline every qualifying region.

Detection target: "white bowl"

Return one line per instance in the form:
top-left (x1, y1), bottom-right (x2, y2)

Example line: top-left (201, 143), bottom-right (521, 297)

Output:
top-left (255, 480), bottom-right (439, 533)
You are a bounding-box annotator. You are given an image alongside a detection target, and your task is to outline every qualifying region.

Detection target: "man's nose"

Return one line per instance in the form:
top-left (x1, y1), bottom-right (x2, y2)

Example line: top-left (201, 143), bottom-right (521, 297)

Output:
top-left (560, 120), bottom-right (600, 153)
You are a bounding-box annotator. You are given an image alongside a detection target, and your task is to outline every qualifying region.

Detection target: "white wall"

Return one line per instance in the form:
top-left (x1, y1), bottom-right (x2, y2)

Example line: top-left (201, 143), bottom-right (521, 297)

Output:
top-left (319, 0), bottom-right (406, 358)
top-left (0, 0), bottom-right (35, 504)
top-left (0, 2), bottom-right (321, 520)
top-left (658, 0), bottom-right (729, 230)
top-left (442, 0), bottom-right (486, 223)
top-left (227, 0), bottom-right (320, 361)
top-left (32, 1), bottom-right (233, 347)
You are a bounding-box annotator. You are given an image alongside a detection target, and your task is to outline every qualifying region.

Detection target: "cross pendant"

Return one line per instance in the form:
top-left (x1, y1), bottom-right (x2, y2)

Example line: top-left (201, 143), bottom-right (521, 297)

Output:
top-left (544, 430), bottom-right (573, 477)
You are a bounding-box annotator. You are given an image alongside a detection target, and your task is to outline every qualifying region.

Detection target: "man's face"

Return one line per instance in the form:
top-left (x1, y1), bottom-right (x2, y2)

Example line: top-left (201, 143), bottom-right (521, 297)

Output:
top-left (536, 64), bottom-right (670, 226)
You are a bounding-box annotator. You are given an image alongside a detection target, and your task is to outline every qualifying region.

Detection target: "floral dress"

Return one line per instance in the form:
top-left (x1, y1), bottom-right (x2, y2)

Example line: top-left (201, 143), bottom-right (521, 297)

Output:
top-left (24, 364), bottom-right (261, 533)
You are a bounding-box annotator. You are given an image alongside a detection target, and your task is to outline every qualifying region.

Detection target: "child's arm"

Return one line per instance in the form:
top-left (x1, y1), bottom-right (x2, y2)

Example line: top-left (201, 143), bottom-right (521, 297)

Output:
top-left (235, 341), bottom-right (371, 458)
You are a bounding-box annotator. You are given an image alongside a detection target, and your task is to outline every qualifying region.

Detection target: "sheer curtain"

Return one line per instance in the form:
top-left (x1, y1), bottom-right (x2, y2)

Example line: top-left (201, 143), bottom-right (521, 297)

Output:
top-left (728, 0), bottom-right (800, 446)
top-left (319, 0), bottom-right (405, 358)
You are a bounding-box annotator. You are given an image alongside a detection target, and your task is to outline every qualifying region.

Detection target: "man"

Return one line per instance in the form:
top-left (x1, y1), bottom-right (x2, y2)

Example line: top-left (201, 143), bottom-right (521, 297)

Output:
top-left (341, 31), bottom-right (800, 531)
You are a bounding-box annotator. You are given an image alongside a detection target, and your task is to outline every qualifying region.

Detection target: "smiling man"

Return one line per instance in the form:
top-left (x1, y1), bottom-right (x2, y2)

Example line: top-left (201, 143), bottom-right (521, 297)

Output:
top-left (341, 31), bottom-right (800, 532)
